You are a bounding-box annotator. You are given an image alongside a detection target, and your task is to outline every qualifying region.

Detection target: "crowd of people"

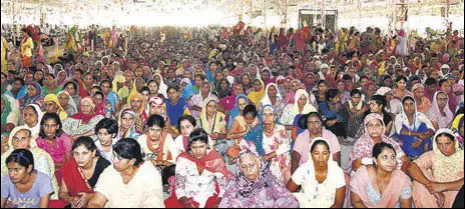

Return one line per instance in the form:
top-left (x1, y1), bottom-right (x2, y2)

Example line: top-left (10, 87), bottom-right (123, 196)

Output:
top-left (1, 21), bottom-right (464, 208)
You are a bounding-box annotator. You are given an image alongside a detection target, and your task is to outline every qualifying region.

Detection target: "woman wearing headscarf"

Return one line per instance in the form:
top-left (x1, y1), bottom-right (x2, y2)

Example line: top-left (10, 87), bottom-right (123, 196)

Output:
top-left (427, 91), bottom-right (454, 130)
top-left (408, 129), bottom-right (464, 208)
top-left (220, 149), bottom-right (299, 208)
top-left (63, 81), bottom-right (82, 109)
top-left (280, 89), bottom-right (317, 129)
top-left (57, 91), bottom-right (78, 117)
top-left (1, 95), bottom-right (20, 137)
top-left (393, 96), bottom-right (435, 159)
top-left (411, 83), bottom-right (431, 114)
top-left (243, 105), bottom-right (292, 184)
top-left (62, 97), bottom-right (105, 141)
top-left (351, 142), bottom-right (413, 208)
top-left (165, 128), bottom-right (232, 208)
top-left (117, 108), bottom-right (142, 139)
top-left (180, 78), bottom-right (197, 101)
top-left (248, 79), bottom-right (266, 105)
top-left (227, 94), bottom-right (250, 130)
top-left (154, 73), bottom-right (168, 98)
top-left (18, 104), bottom-right (44, 139)
top-left (258, 83), bottom-right (286, 117)
top-left (288, 138), bottom-right (346, 208)
top-left (20, 81), bottom-right (45, 109)
top-left (340, 89), bottom-right (369, 139)
top-left (1, 127), bottom-right (59, 200)
top-left (350, 113), bottom-right (409, 173)
top-left (127, 91), bottom-right (149, 133)
top-left (43, 94), bottom-right (68, 121)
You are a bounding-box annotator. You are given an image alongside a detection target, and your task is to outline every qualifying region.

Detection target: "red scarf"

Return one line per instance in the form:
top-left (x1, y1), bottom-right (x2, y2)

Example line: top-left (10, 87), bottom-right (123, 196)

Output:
top-left (71, 111), bottom-right (98, 124)
top-left (62, 159), bottom-right (93, 197)
top-left (178, 151), bottom-right (233, 179)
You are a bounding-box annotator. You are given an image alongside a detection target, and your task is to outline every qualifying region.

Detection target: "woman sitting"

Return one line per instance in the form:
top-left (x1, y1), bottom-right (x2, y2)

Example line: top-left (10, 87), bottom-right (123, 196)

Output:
top-left (94, 118), bottom-right (120, 163)
top-left (351, 142), bottom-right (413, 208)
top-left (62, 97), bottom-right (105, 141)
top-left (1, 94), bottom-right (20, 138)
top-left (350, 113), bottom-right (409, 173)
top-left (340, 89), bottom-right (369, 139)
top-left (43, 94), bottom-right (68, 121)
top-left (393, 96), bottom-right (435, 159)
top-left (57, 91), bottom-right (78, 117)
top-left (280, 89), bottom-right (317, 131)
top-left (1, 127), bottom-right (58, 199)
top-left (165, 128), bottom-right (233, 208)
top-left (408, 129), bottom-right (464, 208)
top-left (117, 108), bottom-right (142, 139)
top-left (88, 139), bottom-right (165, 208)
top-left (1, 149), bottom-right (54, 208)
top-left (244, 105), bottom-right (292, 184)
top-left (36, 113), bottom-right (73, 183)
top-left (19, 81), bottom-right (45, 109)
top-left (59, 136), bottom-right (111, 208)
top-left (427, 91), bottom-right (454, 130)
top-left (19, 104), bottom-right (43, 139)
top-left (288, 138), bottom-right (346, 208)
top-left (219, 149), bottom-right (299, 208)
top-left (137, 114), bottom-right (178, 168)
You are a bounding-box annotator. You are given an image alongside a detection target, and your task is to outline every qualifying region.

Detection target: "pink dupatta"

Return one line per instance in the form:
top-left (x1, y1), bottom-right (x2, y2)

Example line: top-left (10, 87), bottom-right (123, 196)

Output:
top-left (351, 166), bottom-right (412, 208)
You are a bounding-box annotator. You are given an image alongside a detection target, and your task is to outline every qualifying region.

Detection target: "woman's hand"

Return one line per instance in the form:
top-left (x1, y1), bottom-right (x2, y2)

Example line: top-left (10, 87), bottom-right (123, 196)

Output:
top-left (412, 139), bottom-right (422, 149)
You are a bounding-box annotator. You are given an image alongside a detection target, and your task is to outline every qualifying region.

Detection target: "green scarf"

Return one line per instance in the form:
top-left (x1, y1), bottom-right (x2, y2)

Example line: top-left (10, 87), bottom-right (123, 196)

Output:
top-left (1, 95), bottom-right (12, 136)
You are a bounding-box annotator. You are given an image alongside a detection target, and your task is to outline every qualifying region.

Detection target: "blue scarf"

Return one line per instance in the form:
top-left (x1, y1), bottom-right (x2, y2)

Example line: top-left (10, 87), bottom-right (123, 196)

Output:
top-left (227, 94), bottom-right (249, 130)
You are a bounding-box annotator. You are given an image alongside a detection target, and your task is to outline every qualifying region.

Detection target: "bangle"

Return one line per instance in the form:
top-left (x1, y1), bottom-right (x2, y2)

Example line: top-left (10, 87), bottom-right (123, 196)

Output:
top-left (409, 130), bottom-right (411, 136)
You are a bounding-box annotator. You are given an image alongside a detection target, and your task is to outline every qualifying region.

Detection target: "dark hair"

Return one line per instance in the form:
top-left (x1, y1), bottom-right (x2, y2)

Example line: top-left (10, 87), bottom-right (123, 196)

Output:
top-left (435, 132), bottom-right (456, 143)
top-left (147, 80), bottom-right (157, 87)
top-left (95, 118), bottom-right (119, 137)
top-left (195, 74), bottom-right (206, 81)
top-left (396, 75), bottom-right (408, 83)
top-left (325, 88), bottom-right (340, 100)
top-left (439, 79), bottom-right (449, 87)
top-left (12, 78), bottom-right (25, 87)
top-left (6, 149), bottom-right (35, 172)
top-left (93, 91), bottom-right (104, 99)
top-left (91, 86), bottom-right (102, 92)
top-left (100, 80), bottom-right (112, 89)
top-left (402, 96), bottom-right (415, 105)
top-left (147, 114), bottom-right (165, 128)
top-left (360, 76), bottom-right (369, 81)
top-left (72, 136), bottom-right (98, 153)
top-left (317, 80), bottom-right (326, 86)
top-left (187, 128), bottom-right (209, 151)
top-left (350, 89), bottom-right (362, 97)
top-left (370, 95), bottom-right (387, 108)
top-left (425, 78), bottom-right (437, 86)
top-left (167, 86), bottom-right (179, 94)
top-left (45, 73), bottom-right (55, 79)
top-left (113, 138), bottom-right (144, 166)
top-left (39, 113), bottom-right (64, 138)
top-left (310, 139), bottom-right (331, 153)
top-left (299, 112), bottom-right (324, 129)
top-left (243, 104), bottom-right (258, 117)
top-left (139, 86), bottom-right (150, 94)
top-left (372, 142), bottom-right (396, 159)
top-left (63, 81), bottom-right (78, 90)
top-left (178, 115), bottom-right (197, 130)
